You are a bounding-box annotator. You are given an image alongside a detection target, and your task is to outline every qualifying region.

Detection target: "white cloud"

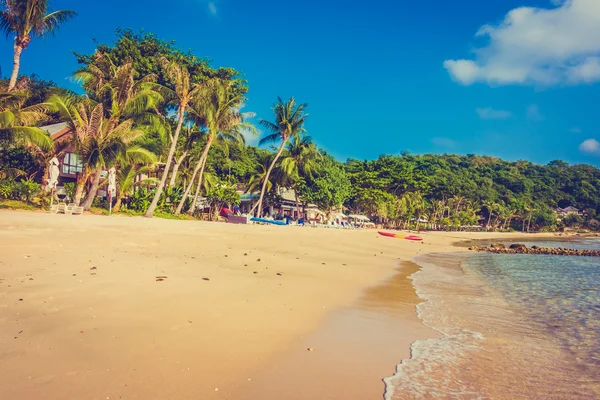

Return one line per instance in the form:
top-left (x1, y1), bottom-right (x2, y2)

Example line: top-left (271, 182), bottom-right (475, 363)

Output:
top-left (579, 138), bottom-right (600, 155)
top-left (444, 0), bottom-right (600, 86)
top-left (476, 107), bottom-right (512, 120)
top-left (208, 1), bottom-right (217, 16)
top-left (431, 137), bottom-right (457, 148)
top-left (526, 104), bottom-right (545, 121)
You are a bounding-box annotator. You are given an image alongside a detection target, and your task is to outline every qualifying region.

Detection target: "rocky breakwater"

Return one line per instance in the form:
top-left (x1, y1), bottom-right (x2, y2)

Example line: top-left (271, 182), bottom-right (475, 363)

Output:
top-left (469, 243), bottom-right (600, 257)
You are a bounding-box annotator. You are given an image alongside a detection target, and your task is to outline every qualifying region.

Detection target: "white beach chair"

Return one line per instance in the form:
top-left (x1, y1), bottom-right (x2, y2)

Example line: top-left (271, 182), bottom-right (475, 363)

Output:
top-left (68, 206), bottom-right (84, 216)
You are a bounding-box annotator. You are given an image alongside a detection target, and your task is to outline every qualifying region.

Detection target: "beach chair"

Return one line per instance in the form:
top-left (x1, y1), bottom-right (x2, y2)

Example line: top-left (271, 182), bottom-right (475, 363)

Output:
top-left (68, 206), bottom-right (84, 216)
top-left (55, 203), bottom-right (67, 214)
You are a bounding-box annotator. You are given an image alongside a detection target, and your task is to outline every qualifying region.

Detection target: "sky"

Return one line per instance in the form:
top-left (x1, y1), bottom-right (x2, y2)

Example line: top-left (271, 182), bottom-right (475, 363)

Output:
top-left (2, 0), bottom-right (600, 166)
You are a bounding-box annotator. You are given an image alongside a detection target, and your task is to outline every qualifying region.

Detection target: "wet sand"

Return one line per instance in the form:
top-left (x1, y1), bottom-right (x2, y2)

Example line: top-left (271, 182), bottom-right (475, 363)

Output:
top-left (0, 211), bottom-right (552, 400)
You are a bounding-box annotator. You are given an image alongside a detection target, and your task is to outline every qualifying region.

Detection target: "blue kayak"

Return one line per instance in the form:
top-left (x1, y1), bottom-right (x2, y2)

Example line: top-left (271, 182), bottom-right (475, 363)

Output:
top-left (250, 217), bottom-right (287, 226)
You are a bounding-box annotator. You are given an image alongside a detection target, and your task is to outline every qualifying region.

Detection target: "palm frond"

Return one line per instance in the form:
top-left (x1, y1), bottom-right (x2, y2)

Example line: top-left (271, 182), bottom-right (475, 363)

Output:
top-left (37, 10), bottom-right (77, 37)
top-left (9, 126), bottom-right (52, 150)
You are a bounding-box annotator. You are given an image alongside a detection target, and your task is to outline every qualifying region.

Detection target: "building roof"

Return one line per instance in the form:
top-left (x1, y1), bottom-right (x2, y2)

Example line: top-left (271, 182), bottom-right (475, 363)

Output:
top-left (42, 122), bottom-right (72, 141)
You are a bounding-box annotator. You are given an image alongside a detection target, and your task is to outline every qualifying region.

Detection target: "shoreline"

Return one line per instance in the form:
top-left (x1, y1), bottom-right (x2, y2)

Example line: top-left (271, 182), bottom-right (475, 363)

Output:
top-left (0, 210), bottom-right (562, 400)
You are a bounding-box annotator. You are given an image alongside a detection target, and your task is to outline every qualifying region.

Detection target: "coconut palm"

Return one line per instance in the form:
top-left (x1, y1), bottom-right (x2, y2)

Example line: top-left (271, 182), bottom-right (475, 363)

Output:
top-left (70, 54), bottom-right (164, 208)
top-left (246, 153), bottom-right (275, 194)
top-left (279, 134), bottom-right (321, 216)
top-left (49, 95), bottom-right (154, 208)
top-left (0, 81), bottom-right (52, 150)
top-left (145, 58), bottom-right (207, 218)
top-left (253, 97), bottom-right (308, 217)
top-left (174, 78), bottom-right (255, 215)
top-left (73, 52), bottom-right (164, 129)
top-left (168, 122), bottom-right (203, 187)
top-left (0, 0), bottom-right (76, 91)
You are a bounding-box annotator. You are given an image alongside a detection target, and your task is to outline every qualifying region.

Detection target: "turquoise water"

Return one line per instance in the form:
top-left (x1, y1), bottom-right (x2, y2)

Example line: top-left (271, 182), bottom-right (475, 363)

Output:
top-left (465, 239), bottom-right (600, 375)
top-left (385, 239), bottom-right (600, 400)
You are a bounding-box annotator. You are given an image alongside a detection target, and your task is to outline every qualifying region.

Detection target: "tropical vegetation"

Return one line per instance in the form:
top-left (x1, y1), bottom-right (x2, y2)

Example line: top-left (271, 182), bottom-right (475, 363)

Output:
top-left (0, 11), bottom-right (598, 231)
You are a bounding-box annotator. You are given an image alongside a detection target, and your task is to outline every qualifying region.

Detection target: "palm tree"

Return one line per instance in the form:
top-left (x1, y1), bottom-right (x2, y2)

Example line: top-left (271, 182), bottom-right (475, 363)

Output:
top-left (0, 0), bottom-right (76, 91)
top-left (174, 78), bottom-right (254, 215)
top-left (112, 163), bottom-right (156, 213)
top-left (71, 54), bottom-right (164, 208)
top-left (253, 97), bottom-right (308, 217)
top-left (168, 122), bottom-right (203, 187)
top-left (279, 135), bottom-right (320, 216)
top-left (482, 200), bottom-right (496, 231)
top-left (145, 58), bottom-right (206, 218)
top-left (0, 81), bottom-right (52, 150)
top-left (49, 95), bottom-right (154, 208)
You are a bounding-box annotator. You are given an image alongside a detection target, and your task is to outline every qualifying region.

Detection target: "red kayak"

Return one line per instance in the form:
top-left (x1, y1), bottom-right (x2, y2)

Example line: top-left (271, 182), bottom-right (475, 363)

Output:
top-left (378, 231), bottom-right (423, 241)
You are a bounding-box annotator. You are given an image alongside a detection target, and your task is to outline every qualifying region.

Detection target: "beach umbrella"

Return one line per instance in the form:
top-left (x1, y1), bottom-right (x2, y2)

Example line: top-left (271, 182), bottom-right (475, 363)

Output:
top-left (48, 157), bottom-right (60, 212)
top-left (48, 157), bottom-right (59, 190)
top-left (107, 167), bottom-right (117, 214)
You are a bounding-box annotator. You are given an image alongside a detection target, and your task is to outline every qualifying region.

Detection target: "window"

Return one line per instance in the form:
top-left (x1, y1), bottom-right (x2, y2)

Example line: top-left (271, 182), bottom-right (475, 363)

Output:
top-left (62, 153), bottom-right (83, 175)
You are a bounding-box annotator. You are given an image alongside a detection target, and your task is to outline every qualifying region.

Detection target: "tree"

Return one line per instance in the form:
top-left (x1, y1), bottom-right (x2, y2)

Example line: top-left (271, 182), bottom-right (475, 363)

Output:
top-left (70, 53), bottom-right (164, 209)
top-left (299, 157), bottom-right (351, 215)
top-left (253, 97), bottom-right (308, 217)
top-left (74, 29), bottom-right (245, 94)
top-left (0, 81), bottom-right (52, 150)
top-left (0, 0), bottom-right (76, 91)
top-left (50, 95), bottom-right (154, 208)
top-left (145, 58), bottom-right (206, 217)
top-left (174, 78), bottom-right (254, 215)
top-left (279, 135), bottom-right (321, 215)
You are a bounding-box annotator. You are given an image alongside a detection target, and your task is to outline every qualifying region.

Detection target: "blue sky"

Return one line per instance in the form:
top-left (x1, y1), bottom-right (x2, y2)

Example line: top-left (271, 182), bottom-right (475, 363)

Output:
top-left (2, 0), bottom-right (600, 166)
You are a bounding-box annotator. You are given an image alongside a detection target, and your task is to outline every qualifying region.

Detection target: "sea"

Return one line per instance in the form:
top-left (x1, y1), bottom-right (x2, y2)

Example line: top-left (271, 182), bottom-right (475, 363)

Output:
top-left (384, 238), bottom-right (600, 400)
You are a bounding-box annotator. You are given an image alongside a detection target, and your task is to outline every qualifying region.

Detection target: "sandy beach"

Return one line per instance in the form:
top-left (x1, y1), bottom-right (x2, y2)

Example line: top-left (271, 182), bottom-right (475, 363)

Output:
top-left (0, 211), bottom-right (551, 400)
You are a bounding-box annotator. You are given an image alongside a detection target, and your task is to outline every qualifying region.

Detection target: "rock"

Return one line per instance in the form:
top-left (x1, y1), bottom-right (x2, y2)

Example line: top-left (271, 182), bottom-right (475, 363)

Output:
top-left (509, 244), bottom-right (528, 252)
top-left (490, 243), bottom-right (506, 250)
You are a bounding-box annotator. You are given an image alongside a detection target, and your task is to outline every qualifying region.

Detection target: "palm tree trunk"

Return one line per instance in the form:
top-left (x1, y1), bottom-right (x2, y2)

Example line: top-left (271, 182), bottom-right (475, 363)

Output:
top-left (175, 137), bottom-right (213, 215)
top-left (145, 108), bottom-right (185, 217)
top-left (188, 155), bottom-right (209, 216)
top-left (527, 212), bottom-right (533, 232)
top-left (113, 194), bottom-right (124, 213)
top-left (7, 44), bottom-right (23, 92)
top-left (82, 172), bottom-right (101, 210)
top-left (168, 152), bottom-right (188, 187)
top-left (295, 187), bottom-right (300, 220)
top-left (73, 172), bottom-right (89, 205)
top-left (255, 139), bottom-right (287, 218)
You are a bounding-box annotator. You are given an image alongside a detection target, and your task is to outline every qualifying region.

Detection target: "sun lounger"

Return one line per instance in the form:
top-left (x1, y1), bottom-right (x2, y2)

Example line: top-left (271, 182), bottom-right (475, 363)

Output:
top-left (68, 206), bottom-right (84, 216)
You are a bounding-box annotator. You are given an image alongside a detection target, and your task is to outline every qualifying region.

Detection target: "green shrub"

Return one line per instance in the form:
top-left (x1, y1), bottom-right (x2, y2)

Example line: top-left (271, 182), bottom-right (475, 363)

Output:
top-left (0, 179), bottom-right (14, 199)
top-left (129, 187), bottom-right (153, 212)
top-left (0, 178), bottom-right (41, 203)
top-left (19, 180), bottom-right (41, 203)
top-left (63, 182), bottom-right (76, 202)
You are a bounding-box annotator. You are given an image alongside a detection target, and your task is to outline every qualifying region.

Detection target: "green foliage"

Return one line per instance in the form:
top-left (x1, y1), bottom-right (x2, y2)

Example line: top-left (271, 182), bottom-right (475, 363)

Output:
top-left (205, 178), bottom-right (240, 218)
top-left (154, 210), bottom-right (191, 220)
top-left (128, 187), bottom-right (153, 213)
top-left (74, 29), bottom-right (246, 97)
top-left (63, 182), bottom-right (76, 202)
top-left (0, 146), bottom-right (37, 176)
top-left (344, 154), bottom-right (600, 230)
top-left (158, 186), bottom-right (183, 212)
top-left (0, 199), bottom-right (37, 211)
top-left (299, 157), bottom-right (352, 212)
top-left (0, 178), bottom-right (40, 203)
